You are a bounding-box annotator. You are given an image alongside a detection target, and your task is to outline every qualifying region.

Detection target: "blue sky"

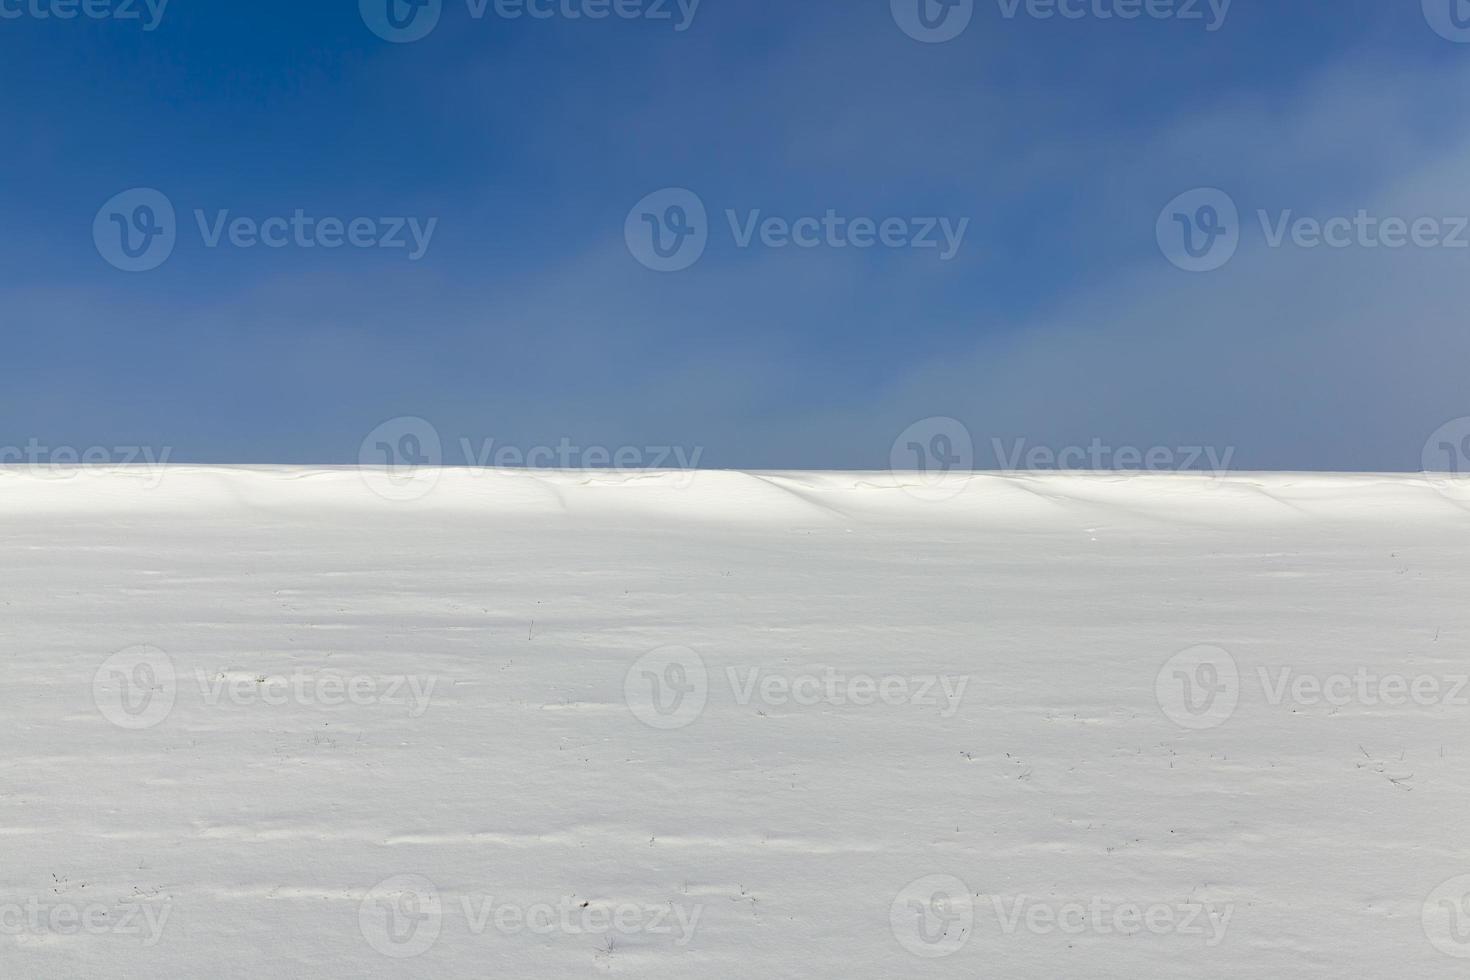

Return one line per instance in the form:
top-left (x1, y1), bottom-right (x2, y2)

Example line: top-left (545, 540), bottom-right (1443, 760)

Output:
top-left (4, 0), bottom-right (1470, 470)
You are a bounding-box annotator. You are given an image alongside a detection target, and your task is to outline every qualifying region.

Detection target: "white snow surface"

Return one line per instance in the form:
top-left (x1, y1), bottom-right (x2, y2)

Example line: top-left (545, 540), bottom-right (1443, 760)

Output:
top-left (3, 467), bottom-right (1470, 978)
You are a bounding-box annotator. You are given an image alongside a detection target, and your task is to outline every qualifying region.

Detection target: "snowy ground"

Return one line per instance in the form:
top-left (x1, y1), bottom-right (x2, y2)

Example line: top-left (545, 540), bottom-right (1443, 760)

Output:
top-left (3, 466), bottom-right (1469, 978)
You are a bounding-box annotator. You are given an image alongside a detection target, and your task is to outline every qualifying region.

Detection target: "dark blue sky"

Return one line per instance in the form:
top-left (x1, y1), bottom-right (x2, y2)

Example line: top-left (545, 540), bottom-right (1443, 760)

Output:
top-left (4, 0), bottom-right (1469, 470)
